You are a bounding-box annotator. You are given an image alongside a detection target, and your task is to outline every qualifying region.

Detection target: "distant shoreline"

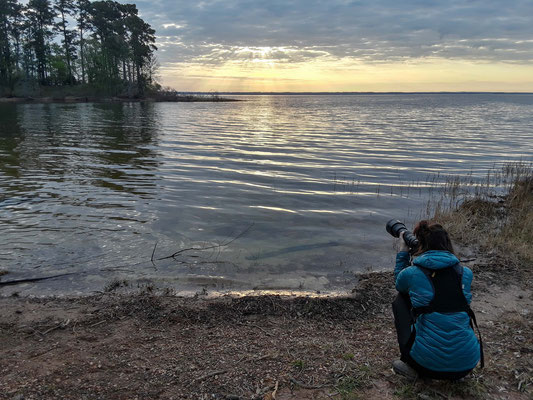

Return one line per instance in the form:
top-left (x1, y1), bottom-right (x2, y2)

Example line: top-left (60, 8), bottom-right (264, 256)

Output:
top-left (216, 91), bottom-right (533, 95)
top-left (2, 92), bottom-right (531, 104)
top-left (0, 95), bottom-right (241, 104)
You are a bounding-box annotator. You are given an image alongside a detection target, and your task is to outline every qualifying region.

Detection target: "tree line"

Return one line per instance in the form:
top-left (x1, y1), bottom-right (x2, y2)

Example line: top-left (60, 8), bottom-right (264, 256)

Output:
top-left (0, 0), bottom-right (158, 97)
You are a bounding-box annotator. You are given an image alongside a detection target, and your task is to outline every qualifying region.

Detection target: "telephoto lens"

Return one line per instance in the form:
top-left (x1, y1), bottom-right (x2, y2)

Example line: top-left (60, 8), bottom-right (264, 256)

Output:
top-left (386, 219), bottom-right (419, 249)
top-left (386, 219), bottom-right (406, 237)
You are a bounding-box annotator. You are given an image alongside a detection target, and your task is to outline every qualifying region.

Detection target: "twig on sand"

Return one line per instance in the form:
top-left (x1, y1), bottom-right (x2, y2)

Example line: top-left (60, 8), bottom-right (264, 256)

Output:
top-left (252, 353), bottom-right (277, 362)
top-left (29, 345), bottom-right (59, 359)
top-left (157, 223), bottom-right (254, 262)
top-left (42, 319), bottom-right (70, 335)
top-left (193, 369), bottom-right (228, 383)
top-left (272, 380), bottom-right (279, 399)
top-left (248, 323), bottom-right (273, 337)
top-left (289, 377), bottom-right (330, 390)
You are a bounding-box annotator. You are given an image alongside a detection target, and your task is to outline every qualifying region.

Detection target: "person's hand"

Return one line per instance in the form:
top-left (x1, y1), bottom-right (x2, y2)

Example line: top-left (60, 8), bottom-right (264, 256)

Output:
top-left (399, 231), bottom-right (409, 252)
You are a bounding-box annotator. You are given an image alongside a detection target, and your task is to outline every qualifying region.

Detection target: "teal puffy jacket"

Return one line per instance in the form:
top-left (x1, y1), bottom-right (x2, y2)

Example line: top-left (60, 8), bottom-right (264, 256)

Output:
top-left (395, 250), bottom-right (481, 372)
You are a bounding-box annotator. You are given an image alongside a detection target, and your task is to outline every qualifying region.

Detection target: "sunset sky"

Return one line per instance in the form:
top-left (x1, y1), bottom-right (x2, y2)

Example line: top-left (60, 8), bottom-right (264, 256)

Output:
top-left (130, 0), bottom-right (533, 92)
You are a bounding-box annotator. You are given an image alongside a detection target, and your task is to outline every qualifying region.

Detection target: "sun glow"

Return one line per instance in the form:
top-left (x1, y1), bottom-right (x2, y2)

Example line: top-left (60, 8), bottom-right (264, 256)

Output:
top-left (160, 55), bottom-right (533, 92)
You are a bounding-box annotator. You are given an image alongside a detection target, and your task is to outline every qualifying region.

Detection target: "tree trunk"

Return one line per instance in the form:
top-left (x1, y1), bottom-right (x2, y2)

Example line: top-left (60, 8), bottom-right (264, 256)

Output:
top-left (60, 10), bottom-right (72, 85)
top-left (79, 28), bottom-right (85, 84)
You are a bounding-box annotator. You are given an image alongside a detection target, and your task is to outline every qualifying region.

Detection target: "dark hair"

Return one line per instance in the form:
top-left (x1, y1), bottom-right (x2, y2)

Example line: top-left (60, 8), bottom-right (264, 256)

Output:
top-left (413, 220), bottom-right (455, 256)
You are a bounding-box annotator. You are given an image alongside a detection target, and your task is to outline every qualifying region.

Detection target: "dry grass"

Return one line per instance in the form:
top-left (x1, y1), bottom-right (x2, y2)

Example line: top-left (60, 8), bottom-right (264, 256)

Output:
top-left (430, 162), bottom-right (533, 267)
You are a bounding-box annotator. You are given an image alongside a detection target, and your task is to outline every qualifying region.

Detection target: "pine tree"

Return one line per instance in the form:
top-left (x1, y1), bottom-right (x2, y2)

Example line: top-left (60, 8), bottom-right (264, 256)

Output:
top-left (54, 0), bottom-right (77, 84)
top-left (123, 4), bottom-right (156, 95)
top-left (76, 0), bottom-right (90, 84)
top-left (0, 0), bottom-right (19, 90)
top-left (11, 1), bottom-right (23, 73)
top-left (25, 0), bottom-right (56, 84)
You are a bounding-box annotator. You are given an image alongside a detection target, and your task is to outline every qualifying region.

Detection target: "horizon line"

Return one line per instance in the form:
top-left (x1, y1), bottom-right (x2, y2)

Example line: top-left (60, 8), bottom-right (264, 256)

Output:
top-left (179, 91), bottom-right (533, 95)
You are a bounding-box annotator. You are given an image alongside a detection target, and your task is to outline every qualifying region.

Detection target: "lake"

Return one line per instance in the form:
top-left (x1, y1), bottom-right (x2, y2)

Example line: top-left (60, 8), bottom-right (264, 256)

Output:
top-left (1, 94), bottom-right (532, 295)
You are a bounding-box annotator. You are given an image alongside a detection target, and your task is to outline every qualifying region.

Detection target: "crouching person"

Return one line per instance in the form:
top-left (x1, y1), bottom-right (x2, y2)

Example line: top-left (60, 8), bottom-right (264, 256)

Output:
top-left (392, 220), bottom-right (483, 380)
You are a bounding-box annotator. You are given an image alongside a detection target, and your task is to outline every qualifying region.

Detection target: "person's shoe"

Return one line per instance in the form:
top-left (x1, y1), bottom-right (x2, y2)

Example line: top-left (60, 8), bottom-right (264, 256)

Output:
top-left (392, 360), bottom-right (418, 379)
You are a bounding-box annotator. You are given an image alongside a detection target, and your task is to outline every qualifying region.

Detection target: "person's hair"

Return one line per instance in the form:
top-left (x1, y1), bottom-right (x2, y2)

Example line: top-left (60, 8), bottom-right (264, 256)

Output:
top-left (412, 220), bottom-right (455, 256)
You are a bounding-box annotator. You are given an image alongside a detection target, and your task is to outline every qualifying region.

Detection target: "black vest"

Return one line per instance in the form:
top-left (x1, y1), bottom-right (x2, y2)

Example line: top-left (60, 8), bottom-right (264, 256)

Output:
top-left (413, 264), bottom-right (471, 316)
top-left (410, 264), bottom-right (484, 368)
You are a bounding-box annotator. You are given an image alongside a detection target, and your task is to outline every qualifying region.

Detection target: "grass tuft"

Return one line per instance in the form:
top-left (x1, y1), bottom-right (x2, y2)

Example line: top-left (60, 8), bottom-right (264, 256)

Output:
top-left (335, 364), bottom-right (373, 399)
top-left (393, 374), bottom-right (487, 399)
top-left (291, 359), bottom-right (305, 371)
top-left (429, 162), bottom-right (533, 267)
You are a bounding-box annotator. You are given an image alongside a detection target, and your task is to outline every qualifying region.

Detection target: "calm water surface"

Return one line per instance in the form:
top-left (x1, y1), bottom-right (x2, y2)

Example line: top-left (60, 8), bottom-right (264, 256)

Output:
top-left (1, 94), bottom-right (532, 295)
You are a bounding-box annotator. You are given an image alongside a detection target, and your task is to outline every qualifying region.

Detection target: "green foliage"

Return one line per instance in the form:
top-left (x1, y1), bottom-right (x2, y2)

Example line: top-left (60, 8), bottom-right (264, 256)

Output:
top-left (1, 0), bottom-right (158, 96)
top-left (54, 0), bottom-right (77, 84)
top-left (25, 0), bottom-right (56, 84)
top-left (48, 43), bottom-right (68, 85)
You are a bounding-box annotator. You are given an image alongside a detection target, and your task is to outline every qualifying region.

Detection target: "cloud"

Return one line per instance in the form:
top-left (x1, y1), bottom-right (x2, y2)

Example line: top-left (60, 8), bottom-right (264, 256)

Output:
top-left (128, 0), bottom-right (533, 66)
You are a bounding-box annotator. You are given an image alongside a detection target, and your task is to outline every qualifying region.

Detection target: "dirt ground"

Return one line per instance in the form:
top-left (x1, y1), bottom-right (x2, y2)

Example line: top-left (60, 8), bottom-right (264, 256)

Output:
top-left (0, 257), bottom-right (531, 400)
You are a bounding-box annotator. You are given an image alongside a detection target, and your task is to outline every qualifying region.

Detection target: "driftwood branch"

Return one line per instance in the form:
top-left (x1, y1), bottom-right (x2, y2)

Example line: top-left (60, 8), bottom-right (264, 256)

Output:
top-left (151, 241), bottom-right (158, 269)
top-left (156, 222), bottom-right (254, 262)
top-left (0, 272), bottom-right (76, 287)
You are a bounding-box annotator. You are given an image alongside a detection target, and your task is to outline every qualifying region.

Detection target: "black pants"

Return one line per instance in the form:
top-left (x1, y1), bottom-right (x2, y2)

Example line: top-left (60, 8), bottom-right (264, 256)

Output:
top-left (392, 292), bottom-right (473, 381)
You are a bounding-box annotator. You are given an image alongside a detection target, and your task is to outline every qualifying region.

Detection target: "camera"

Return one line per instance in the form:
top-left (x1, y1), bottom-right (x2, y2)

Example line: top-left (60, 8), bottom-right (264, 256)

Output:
top-left (386, 219), bottom-right (419, 249)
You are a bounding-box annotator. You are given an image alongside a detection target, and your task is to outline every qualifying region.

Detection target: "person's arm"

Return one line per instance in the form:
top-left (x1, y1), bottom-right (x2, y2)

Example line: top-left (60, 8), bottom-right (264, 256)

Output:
top-left (461, 266), bottom-right (474, 304)
top-left (394, 232), bottom-right (411, 292)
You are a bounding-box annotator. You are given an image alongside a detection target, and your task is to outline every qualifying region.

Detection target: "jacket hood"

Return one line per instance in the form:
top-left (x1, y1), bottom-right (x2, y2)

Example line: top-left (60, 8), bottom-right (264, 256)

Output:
top-left (412, 250), bottom-right (460, 270)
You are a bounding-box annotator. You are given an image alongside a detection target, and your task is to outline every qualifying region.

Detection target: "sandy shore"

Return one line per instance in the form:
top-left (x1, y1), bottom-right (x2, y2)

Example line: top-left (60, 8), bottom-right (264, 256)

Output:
top-left (1, 253), bottom-right (531, 400)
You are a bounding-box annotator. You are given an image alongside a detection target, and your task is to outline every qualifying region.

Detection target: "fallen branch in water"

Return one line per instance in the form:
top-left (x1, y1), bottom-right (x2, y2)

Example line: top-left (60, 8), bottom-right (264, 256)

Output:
top-left (151, 241), bottom-right (158, 269)
top-left (0, 272), bottom-right (76, 287)
top-left (154, 222), bottom-right (254, 263)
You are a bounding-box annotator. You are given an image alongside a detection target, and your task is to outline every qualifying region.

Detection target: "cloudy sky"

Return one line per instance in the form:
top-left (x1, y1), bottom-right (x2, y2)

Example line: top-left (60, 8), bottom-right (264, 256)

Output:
top-left (130, 0), bottom-right (533, 92)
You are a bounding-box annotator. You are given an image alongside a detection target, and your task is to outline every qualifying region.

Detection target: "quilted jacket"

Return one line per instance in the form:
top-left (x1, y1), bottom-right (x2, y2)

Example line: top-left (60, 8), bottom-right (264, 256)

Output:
top-left (395, 250), bottom-right (481, 372)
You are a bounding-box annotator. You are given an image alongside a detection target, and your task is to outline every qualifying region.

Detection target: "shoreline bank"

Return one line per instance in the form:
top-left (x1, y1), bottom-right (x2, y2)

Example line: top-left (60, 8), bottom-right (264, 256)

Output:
top-left (1, 254), bottom-right (531, 400)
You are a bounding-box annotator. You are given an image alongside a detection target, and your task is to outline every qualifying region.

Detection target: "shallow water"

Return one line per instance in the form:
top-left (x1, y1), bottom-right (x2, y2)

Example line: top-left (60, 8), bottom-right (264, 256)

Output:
top-left (1, 94), bottom-right (532, 295)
